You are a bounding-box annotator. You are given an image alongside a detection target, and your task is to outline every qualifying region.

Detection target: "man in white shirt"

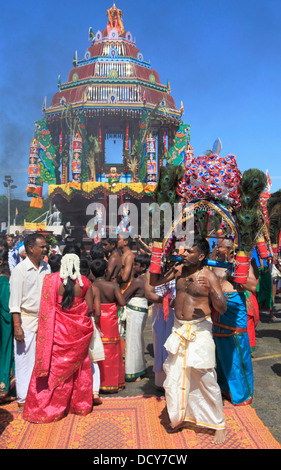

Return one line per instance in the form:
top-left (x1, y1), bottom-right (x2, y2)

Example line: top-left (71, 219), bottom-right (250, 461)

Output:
top-left (9, 233), bottom-right (50, 408)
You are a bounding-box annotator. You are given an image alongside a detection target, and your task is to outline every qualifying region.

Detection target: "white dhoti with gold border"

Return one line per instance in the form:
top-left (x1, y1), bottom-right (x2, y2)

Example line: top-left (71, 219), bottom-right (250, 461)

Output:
top-left (163, 315), bottom-right (225, 431)
top-left (124, 297), bottom-right (148, 380)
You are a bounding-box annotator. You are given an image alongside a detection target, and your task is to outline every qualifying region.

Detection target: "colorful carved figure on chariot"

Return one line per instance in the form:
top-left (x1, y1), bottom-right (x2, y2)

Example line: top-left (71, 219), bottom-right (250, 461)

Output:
top-left (104, 167), bottom-right (122, 188)
top-left (106, 3), bottom-right (125, 34)
top-left (25, 4), bottom-right (186, 243)
top-left (71, 131), bottom-right (83, 183)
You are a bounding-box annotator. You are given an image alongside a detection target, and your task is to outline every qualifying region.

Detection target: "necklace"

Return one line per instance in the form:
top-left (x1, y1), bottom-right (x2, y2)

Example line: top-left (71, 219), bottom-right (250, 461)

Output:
top-left (185, 269), bottom-right (202, 291)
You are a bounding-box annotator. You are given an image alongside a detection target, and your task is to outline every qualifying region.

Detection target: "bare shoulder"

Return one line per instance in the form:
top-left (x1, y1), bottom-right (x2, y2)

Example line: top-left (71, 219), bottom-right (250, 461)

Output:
top-left (126, 251), bottom-right (135, 261)
top-left (203, 266), bottom-right (218, 280)
top-left (202, 267), bottom-right (223, 288)
top-left (110, 252), bottom-right (120, 261)
top-left (111, 280), bottom-right (120, 287)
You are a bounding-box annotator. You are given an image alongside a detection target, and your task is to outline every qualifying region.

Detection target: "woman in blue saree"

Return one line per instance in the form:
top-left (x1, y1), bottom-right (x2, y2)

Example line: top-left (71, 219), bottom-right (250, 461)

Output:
top-left (211, 240), bottom-right (256, 405)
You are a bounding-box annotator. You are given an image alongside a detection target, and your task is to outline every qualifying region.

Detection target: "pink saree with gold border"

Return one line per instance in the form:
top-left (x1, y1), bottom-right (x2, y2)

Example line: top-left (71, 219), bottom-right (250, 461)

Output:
top-left (23, 272), bottom-right (94, 423)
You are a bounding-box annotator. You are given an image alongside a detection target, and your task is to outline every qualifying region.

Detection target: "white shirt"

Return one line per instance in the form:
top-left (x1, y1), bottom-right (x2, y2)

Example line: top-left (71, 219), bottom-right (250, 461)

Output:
top-left (9, 256), bottom-right (51, 332)
top-left (8, 247), bottom-right (19, 272)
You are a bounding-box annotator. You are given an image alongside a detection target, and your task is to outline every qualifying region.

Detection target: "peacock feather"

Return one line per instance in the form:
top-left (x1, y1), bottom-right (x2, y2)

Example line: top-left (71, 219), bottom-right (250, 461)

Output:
top-left (239, 168), bottom-right (267, 208)
top-left (155, 165), bottom-right (185, 206)
top-left (237, 168), bottom-right (267, 253)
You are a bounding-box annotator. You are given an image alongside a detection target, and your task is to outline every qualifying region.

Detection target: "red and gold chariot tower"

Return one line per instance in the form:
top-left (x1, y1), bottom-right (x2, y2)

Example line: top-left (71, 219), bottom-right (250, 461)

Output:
top-left (26, 4), bottom-right (185, 238)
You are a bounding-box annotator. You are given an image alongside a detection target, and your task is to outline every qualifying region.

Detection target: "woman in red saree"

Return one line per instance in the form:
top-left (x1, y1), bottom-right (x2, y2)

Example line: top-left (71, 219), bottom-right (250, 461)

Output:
top-left (23, 247), bottom-right (94, 423)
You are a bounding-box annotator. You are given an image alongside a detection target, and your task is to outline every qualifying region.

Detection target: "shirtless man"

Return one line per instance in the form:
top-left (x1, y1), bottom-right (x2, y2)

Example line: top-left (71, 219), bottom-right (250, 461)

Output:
top-left (150, 236), bottom-right (227, 444)
top-left (122, 254), bottom-right (151, 382)
top-left (117, 234), bottom-right (135, 292)
top-left (150, 238), bottom-right (227, 321)
top-left (122, 254), bottom-right (150, 303)
top-left (102, 238), bottom-right (122, 282)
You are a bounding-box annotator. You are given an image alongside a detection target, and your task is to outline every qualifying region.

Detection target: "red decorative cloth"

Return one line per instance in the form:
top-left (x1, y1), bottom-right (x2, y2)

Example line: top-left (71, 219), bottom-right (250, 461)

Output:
top-left (23, 272), bottom-right (94, 423)
top-left (150, 243), bottom-right (163, 274)
top-left (163, 295), bottom-right (171, 322)
top-left (97, 303), bottom-right (125, 392)
top-left (246, 291), bottom-right (260, 350)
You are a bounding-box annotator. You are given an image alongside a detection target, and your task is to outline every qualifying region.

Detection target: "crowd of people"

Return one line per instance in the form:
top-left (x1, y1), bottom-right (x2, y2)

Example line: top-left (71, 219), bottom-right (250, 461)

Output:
top-left (0, 230), bottom-right (280, 444)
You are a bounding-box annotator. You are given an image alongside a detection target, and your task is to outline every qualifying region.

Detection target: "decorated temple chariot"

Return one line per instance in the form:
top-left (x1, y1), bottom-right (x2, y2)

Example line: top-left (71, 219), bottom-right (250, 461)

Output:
top-left (26, 4), bottom-right (280, 280)
top-left (26, 3), bottom-right (188, 238)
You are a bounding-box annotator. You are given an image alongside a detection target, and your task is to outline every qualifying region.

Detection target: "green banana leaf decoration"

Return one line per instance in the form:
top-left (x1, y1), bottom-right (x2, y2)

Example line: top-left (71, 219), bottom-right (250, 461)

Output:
top-left (77, 112), bottom-right (90, 182)
top-left (35, 117), bottom-right (58, 185)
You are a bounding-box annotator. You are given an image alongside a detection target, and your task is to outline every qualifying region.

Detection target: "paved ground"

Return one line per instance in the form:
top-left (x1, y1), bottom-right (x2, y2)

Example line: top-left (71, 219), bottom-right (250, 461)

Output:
top-left (113, 295), bottom-right (281, 445)
top-left (250, 295), bottom-right (281, 444)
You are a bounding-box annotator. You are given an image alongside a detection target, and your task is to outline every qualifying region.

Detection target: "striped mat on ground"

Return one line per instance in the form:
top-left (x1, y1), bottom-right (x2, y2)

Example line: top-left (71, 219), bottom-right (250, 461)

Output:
top-left (0, 395), bottom-right (280, 450)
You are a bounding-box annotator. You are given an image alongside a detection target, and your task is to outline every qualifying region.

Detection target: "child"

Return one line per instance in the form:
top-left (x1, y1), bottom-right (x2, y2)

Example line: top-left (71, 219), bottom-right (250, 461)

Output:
top-left (122, 254), bottom-right (151, 382)
top-left (80, 256), bottom-right (105, 405)
top-left (91, 258), bottom-right (126, 393)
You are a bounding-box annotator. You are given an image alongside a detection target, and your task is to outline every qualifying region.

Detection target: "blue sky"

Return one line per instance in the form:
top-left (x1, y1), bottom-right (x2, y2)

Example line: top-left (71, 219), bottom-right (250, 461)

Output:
top-left (1, 0), bottom-right (281, 201)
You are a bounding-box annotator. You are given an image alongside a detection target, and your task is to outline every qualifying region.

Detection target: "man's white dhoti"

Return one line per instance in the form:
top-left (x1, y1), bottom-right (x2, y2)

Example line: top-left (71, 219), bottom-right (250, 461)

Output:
top-left (124, 297), bottom-right (148, 380)
top-left (163, 315), bottom-right (225, 431)
top-left (14, 329), bottom-right (36, 404)
top-left (88, 318), bottom-right (105, 363)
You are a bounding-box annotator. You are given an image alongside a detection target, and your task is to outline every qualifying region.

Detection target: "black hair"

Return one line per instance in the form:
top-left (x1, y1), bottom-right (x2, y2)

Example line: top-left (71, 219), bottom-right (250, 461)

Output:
top-left (119, 234), bottom-right (133, 248)
top-left (0, 238), bottom-right (8, 250)
top-left (72, 239), bottom-right (84, 250)
top-left (90, 258), bottom-right (108, 278)
top-left (62, 244), bottom-right (81, 257)
top-left (74, 239), bottom-right (88, 257)
top-left (24, 233), bottom-right (45, 255)
top-left (48, 253), bottom-right (62, 273)
top-left (80, 257), bottom-right (90, 277)
top-left (193, 236), bottom-right (210, 259)
top-left (126, 236), bottom-right (133, 249)
top-left (0, 248), bottom-right (9, 275)
top-left (251, 257), bottom-right (259, 280)
top-left (90, 243), bottom-right (105, 260)
top-left (103, 238), bottom-right (118, 248)
top-left (134, 253), bottom-right (151, 270)
top-left (60, 244), bottom-right (81, 310)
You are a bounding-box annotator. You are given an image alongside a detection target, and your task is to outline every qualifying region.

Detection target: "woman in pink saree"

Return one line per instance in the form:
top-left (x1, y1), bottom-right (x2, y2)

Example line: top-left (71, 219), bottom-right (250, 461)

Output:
top-left (23, 246), bottom-right (94, 423)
